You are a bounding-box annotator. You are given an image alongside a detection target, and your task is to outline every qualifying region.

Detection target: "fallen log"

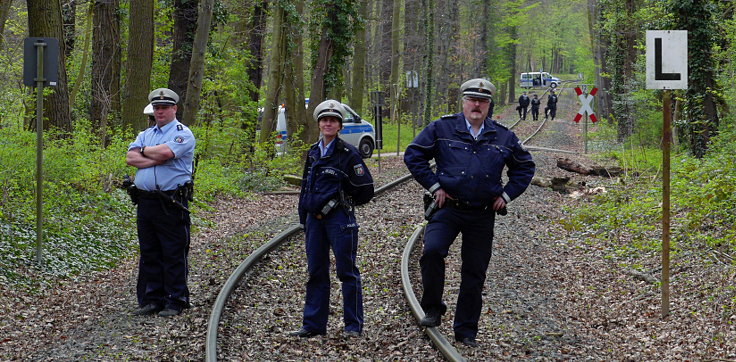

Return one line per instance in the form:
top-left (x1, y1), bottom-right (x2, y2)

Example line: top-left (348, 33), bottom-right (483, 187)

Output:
top-left (557, 158), bottom-right (623, 177)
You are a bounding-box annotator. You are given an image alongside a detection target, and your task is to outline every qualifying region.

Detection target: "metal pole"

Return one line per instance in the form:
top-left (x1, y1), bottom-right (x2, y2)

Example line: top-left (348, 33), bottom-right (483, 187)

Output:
top-left (34, 41), bottom-right (46, 265)
top-left (662, 90), bottom-right (671, 318)
top-left (584, 89), bottom-right (588, 154)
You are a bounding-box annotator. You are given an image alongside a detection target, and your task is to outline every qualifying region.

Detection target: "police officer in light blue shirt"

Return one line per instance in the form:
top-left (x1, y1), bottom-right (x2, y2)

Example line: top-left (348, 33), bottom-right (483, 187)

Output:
top-left (126, 88), bottom-right (195, 317)
top-left (404, 78), bottom-right (535, 347)
top-left (290, 99), bottom-right (374, 339)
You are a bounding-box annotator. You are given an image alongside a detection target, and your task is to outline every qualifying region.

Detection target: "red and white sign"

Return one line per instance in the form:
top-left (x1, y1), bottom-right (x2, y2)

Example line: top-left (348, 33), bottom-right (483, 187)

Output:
top-left (573, 87), bottom-right (598, 123)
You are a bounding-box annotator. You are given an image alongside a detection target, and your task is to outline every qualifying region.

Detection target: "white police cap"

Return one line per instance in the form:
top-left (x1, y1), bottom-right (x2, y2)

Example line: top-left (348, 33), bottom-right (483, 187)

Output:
top-left (143, 103), bottom-right (154, 115)
top-left (313, 99), bottom-right (345, 122)
top-left (461, 78), bottom-right (495, 99)
top-left (148, 88), bottom-right (179, 106)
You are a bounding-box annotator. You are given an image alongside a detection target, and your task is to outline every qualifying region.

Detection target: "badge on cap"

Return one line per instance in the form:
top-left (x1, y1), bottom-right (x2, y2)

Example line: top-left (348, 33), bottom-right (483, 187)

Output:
top-left (353, 164), bottom-right (365, 176)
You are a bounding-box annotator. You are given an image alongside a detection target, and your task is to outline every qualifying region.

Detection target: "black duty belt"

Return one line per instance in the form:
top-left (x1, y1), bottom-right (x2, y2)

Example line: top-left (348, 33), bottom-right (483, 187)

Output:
top-left (444, 199), bottom-right (491, 211)
top-left (138, 189), bottom-right (177, 199)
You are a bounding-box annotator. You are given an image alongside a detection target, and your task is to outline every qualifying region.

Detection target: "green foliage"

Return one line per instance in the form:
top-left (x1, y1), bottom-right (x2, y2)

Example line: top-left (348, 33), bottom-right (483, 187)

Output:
top-left (309, 0), bottom-right (359, 94)
top-left (0, 124), bottom-right (136, 287)
top-left (561, 122), bottom-right (736, 265)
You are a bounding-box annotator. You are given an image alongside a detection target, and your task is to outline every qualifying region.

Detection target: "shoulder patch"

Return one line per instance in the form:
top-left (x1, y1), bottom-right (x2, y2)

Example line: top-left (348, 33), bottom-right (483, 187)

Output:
top-left (177, 124), bottom-right (183, 131)
top-left (441, 114), bottom-right (455, 119)
top-left (174, 136), bottom-right (184, 143)
top-left (353, 164), bottom-right (365, 176)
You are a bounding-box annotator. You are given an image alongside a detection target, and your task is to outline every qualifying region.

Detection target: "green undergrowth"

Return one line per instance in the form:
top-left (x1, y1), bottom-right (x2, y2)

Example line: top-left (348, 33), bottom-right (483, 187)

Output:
top-left (560, 121), bottom-right (736, 266)
top-left (0, 121), bottom-right (304, 290)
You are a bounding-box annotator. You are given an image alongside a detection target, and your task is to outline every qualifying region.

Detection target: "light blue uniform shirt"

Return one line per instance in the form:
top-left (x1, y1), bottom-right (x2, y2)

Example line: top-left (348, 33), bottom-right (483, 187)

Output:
top-left (465, 118), bottom-right (484, 140)
top-left (318, 138), bottom-right (335, 157)
top-left (128, 119), bottom-right (195, 191)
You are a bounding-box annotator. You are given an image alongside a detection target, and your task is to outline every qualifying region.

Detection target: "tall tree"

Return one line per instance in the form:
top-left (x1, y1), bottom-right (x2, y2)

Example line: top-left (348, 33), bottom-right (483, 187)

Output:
top-left (90, 0), bottom-right (121, 137)
top-left (389, 0), bottom-right (401, 121)
top-left (349, 0), bottom-right (368, 114)
top-left (587, 0), bottom-right (612, 121)
top-left (259, 1), bottom-right (287, 144)
top-left (168, 0), bottom-right (199, 120)
top-left (421, 0), bottom-right (434, 125)
top-left (669, 0), bottom-right (721, 158)
top-left (27, 0), bottom-right (73, 132)
top-left (232, 0), bottom-right (268, 154)
top-left (307, 0), bottom-right (359, 141)
top-left (181, 0), bottom-right (215, 125)
top-left (0, 0), bottom-right (14, 50)
top-left (605, 0), bottom-right (640, 141)
top-left (121, 0), bottom-right (153, 132)
top-left (285, 0), bottom-right (308, 147)
top-left (62, 0), bottom-right (75, 54)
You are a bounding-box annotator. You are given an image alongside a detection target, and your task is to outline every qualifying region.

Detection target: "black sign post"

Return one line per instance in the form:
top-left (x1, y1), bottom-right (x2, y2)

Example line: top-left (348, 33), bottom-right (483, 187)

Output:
top-left (370, 91), bottom-right (385, 172)
top-left (24, 37), bottom-right (59, 265)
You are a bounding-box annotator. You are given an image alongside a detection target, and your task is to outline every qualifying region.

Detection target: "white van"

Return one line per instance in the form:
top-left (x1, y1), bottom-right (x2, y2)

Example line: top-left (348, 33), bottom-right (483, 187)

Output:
top-left (275, 103), bottom-right (376, 158)
top-left (520, 71), bottom-right (561, 89)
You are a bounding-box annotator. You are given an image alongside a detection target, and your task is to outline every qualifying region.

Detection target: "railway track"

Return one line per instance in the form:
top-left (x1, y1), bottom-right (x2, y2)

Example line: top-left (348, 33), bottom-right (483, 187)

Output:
top-left (206, 83), bottom-right (582, 360)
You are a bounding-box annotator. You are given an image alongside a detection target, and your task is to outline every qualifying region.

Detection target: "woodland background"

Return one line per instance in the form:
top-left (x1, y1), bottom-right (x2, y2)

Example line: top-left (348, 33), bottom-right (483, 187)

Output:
top-left (0, 0), bottom-right (735, 291)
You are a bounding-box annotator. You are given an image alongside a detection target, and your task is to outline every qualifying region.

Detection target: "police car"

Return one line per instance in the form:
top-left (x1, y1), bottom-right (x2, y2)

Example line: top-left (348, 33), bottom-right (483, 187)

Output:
top-left (274, 102), bottom-right (376, 159)
top-left (519, 71), bottom-right (561, 89)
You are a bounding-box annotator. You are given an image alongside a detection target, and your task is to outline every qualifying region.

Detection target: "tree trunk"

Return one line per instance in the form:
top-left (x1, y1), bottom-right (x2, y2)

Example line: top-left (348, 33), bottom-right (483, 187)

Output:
top-left (290, 0), bottom-right (308, 148)
top-left (389, 0), bottom-right (401, 123)
top-left (27, 0), bottom-right (73, 132)
top-left (168, 0), bottom-right (199, 121)
top-left (378, 0), bottom-right (393, 90)
top-left (421, 0), bottom-right (434, 125)
top-left (259, 4), bottom-right (286, 144)
top-left (350, 0), bottom-right (368, 115)
top-left (91, 0), bottom-right (121, 139)
top-left (69, 2), bottom-right (93, 107)
top-left (121, 0), bottom-right (153, 132)
top-left (181, 0), bottom-right (215, 126)
top-left (0, 0), bottom-right (15, 50)
top-left (507, 25), bottom-right (517, 105)
top-left (234, 0), bottom-right (267, 155)
top-left (61, 0), bottom-right (75, 54)
top-left (587, 0), bottom-right (611, 121)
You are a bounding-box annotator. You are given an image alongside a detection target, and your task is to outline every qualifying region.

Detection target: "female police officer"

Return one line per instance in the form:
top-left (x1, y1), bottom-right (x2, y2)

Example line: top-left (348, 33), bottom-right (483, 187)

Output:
top-left (290, 99), bottom-right (374, 338)
top-left (404, 78), bottom-right (535, 347)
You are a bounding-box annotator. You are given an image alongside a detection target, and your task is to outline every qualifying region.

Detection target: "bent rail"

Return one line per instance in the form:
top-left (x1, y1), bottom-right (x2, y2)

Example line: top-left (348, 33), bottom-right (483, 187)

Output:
top-left (401, 224), bottom-right (466, 362)
top-left (205, 172), bottom-right (416, 361)
top-left (205, 223), bottom-right (302, 361)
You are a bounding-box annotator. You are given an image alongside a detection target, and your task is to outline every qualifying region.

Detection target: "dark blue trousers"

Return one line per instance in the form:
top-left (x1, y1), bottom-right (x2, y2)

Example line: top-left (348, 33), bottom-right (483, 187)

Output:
top-left (302, 209), bottom-right (363, 333)
top-left (420, 207), bottom-right (494, 340)
top-left (136, 197), bottom-right (190, 310)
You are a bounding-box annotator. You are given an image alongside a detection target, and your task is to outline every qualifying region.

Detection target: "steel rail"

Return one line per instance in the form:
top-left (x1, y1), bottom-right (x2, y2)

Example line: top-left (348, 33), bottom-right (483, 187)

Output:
top-left (401, 224), bottom-right (466, 362)
top-left (205, 171), bottom-right (416, 361)
top-left (205, 222), bottom-right (302, 361)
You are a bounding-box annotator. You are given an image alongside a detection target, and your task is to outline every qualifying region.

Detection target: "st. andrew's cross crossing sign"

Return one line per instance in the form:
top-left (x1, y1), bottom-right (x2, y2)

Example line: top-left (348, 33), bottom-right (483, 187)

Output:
top-left (573, 86), bottom-right (597, 123)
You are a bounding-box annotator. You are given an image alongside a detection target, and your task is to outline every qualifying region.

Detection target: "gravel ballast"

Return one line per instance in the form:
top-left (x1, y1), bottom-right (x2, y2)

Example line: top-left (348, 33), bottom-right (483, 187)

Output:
top-left (2, 88), bottom-right (734, 360)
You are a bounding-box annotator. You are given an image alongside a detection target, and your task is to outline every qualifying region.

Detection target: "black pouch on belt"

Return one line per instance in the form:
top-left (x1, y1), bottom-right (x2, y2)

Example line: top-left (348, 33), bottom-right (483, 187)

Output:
top-left (423, 192), bottom-right (438, 221)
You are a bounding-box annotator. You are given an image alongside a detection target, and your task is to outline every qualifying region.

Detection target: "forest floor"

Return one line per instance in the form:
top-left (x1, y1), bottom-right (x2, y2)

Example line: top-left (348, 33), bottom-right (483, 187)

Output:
top-left (1, 87), bottom-right (734, 360)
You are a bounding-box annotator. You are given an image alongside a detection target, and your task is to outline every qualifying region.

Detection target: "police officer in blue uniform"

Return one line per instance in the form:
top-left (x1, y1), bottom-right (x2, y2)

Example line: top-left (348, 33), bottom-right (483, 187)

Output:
top-left (126, 88), bottom-right (196, 317)
top-left (517, 91), bottom-right (530, 120)
top-left (290, 99), bottom-right (374, 338)
top-left (404, 78), bottom-right (535, 347)
top-left (545, 90), bottom-right (558, 120)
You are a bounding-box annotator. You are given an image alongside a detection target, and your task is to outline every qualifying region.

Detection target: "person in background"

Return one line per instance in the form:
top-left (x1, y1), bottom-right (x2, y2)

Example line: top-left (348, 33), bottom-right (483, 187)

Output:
top-left (517, 91), bottom-right (530, 120)
top-left (544, 90), bottom-right (558, 120)
top-left (530, 94), bottom-right (541, 121)
top-left (126, 88), bottom-right (195, 317)
top-left (404, 78), bottom-right (535, 347)
top-left (291, 99), bottom-right (374, 338)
